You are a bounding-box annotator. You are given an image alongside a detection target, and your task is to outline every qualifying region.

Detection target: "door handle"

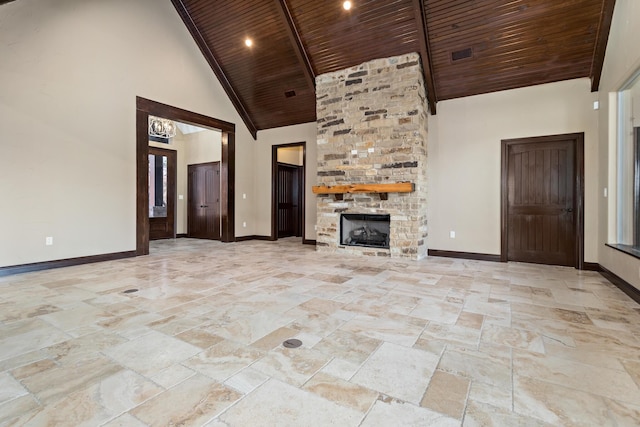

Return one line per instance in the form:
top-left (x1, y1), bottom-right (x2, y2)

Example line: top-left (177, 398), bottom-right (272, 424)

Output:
top-left (565, 208), bottom-right (573, 213)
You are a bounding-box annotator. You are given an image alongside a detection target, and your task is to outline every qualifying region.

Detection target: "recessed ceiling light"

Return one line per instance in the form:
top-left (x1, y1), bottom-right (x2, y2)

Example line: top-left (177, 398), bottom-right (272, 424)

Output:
top-left (343, 1), bottom-right (352, 11)
top-left (245, 38), bottom-right (253, 47)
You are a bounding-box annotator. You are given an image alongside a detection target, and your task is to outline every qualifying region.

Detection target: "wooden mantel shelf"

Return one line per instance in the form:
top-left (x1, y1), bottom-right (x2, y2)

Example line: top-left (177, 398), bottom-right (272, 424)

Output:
top-left (312, 182), bottom-right (414, 200)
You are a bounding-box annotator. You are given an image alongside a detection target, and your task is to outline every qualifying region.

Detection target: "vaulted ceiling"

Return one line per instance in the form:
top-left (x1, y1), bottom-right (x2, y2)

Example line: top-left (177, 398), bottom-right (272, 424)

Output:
top-left (173, 1), bottom-right (612, 138)
top-left (171, 0), bottom-right (615, 138)
top-left (0, 0), bottom-right (617, 138)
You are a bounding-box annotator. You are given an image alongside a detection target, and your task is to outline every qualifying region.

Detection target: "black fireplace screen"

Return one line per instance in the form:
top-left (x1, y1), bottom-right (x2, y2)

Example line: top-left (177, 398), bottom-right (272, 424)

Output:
top-left (340, 214), bottom-right (390, 249)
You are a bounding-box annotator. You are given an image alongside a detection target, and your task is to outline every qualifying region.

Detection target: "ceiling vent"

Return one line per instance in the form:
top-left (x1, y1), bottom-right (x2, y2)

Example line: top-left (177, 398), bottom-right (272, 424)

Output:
top-left (451, 48), bottom-right (473, 62)
top-left (284, 90), bottom-right (296, 98)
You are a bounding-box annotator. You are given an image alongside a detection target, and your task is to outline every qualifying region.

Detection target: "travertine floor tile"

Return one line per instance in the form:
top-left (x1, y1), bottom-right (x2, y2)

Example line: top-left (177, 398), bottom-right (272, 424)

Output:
top-left (102, 413), bottom-right (148, 427)
top-left (320, 357), bottom-right (362, 381)
top-left (605, 399), bottom-right (640, 427)
top-left (410, 300), bottom-right (462, 324)
top-left (303, 372), bottom-right (378, 412)
top-left (0, 395), bottom-right (39, 425)
top-left (464, 400), bottom-right (551, 427)
top-left (340, 314), bottom-right (423, 346)
top-left (468, 380), bottom-right (512, 410)
top-left (455, 311), bottom-right (484, 329)
top-left (513, 349), bottom-right (640, 406)
top-left (20, 356), bottom-right (123, 404)
top-left (438, 347), bottom-right (511, 389)
top-left (130, 374), bottom-right (241, 426)
top-left (361, 398), bottom-right (459, 427)
top-left (480, 324), bottom-right (545, 353)
top-left (151, 364), bottom-right (196, 389)
top-left (0, 372), bottom-right (28, 404)
top-left (216, 310), bottom-right (296, 345)
top-left (249, 326), bottom-right (299, 350)
top-left (313, 328), bottom-right (381, 364)
top-left (103, 330), bottom-right (200, 377)
top-left (352, 342), bottom-right (439, 404)
top-left (183, 339), bottom-right (264, 382)
top-left (224, 367), bottom-right (269, 394)
top-left (175, 327), bottom-right (224, 349)
top-left (0, 318), bottom-right (69, 361)
top-left (513, 375), bottom-right (615, 426)
top-left (420, 370), bottom-right (470, 419)
top-left (218, 379), bottom-right (363, 426)
top-left (0, 238), bottom-right (637, 425)
top-left (251, 346), bottom-right (331, 387)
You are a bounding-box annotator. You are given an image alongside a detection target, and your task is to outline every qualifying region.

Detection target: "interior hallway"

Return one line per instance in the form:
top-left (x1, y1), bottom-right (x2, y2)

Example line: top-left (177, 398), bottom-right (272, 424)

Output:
top-left (1, 239), bottom-right (639, 426)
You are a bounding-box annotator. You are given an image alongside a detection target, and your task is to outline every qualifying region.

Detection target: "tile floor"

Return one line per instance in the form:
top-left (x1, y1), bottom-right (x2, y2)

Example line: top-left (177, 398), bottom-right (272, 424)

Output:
top-left (1, 238), bottom-right (639, 426)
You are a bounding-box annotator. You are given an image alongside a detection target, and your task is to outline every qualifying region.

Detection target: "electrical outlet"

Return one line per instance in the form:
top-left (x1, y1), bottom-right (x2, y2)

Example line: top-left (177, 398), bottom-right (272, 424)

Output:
top-left (243, 193), bottom-right (247, 199)
top-left (449, 231), bottom-right (456, 239)
top-left (45, 236), bottom-right (53, 246)
top-left (243, 222), bottom-right (247, 228)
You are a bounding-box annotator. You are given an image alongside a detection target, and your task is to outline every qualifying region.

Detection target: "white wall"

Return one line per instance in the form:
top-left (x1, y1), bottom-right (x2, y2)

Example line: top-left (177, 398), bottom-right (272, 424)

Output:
top-left (428, 78), bottom-right (599, 261)
top-left (255, 123), bottom-right (317, 240)
top-left (184, 129), bottom-right (221, 166)
top-left (277, 146), bottom-right (304, 166)
top-left (0, 0), bottom-right (254, 266)
top-left (597, 0), bottom-right (640, 289)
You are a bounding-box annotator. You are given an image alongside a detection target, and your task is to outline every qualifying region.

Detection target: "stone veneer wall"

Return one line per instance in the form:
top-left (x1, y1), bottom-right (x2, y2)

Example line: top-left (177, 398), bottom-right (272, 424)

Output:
top-left (315, 53), bottom-right (428, 259)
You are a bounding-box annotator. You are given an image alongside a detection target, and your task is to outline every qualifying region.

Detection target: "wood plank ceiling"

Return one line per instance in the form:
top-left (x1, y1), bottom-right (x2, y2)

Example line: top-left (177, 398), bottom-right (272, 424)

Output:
top-left (171, 0), bottom-right (615, 138)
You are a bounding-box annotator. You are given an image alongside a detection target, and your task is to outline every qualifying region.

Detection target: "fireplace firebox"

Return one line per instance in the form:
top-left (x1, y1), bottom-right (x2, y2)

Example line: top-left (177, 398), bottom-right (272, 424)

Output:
top-left (340, 214), bottom-right (390, 249)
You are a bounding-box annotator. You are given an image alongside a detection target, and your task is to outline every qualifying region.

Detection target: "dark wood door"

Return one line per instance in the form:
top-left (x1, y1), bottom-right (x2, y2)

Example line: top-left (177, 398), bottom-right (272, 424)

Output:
top-left (188, 162), bottom-right (220, 240)
top-left (504, 137), bottom-right (578, 266)
top-left (277, 163), bottom-right (302, 238)
top-left (149, 147), bottom-right (176, 240)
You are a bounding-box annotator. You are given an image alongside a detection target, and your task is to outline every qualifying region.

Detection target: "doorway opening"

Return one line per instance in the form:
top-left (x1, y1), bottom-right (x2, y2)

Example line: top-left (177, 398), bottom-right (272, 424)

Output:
top-left (501, 133), bottom-right (584, 268)
top-left (148, 146), bottom-right (177, 240)
top-left (271, 142), bottom-right (306, 242)
top-left (148, 121), bottom-right (222, 242)
top-left (136, 97), bottom-right (236, 256)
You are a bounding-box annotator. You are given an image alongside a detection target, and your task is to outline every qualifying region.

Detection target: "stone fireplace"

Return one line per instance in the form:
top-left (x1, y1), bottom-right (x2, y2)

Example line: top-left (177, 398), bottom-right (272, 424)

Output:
top-left (315, 53), bottom-right (428, 259)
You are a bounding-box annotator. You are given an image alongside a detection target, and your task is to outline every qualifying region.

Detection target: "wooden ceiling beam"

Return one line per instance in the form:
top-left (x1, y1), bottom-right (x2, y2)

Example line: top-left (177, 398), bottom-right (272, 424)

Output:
top-left (412, 0), bottom-right (437, 115)
top-left (273, 0), bottom-right (316, 94)
top-left (590, 0), bottom-right (616, 92)
top-left (170, 0), bottom-right (258, 139)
